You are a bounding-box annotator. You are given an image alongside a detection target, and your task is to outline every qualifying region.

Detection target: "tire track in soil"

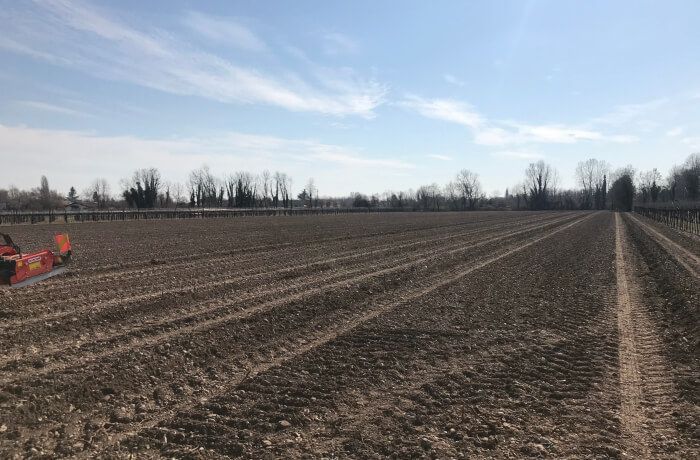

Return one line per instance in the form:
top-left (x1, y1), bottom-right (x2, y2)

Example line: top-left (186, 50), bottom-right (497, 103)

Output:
top-left (623, 212), bottom-right (700, 454)
top-left (628, 213), bottom-right (700, 279)
top-left (0, 214), bottom-right (582, 383)
top-left (615, 212), bottom-right (680, 457)
top-left (0, 213), bottom-right (569, 330)
top-left (87, 213), bottom-right (594, 458)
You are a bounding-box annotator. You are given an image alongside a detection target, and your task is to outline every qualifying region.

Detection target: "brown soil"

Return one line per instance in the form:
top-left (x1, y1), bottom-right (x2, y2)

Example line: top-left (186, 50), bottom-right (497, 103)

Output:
top-left (0, 211), bottom-right (697, 458)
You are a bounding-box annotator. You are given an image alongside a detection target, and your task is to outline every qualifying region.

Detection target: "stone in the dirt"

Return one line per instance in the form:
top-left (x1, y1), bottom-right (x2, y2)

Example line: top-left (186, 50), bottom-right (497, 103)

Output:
top-left (262, 439), bottom-right (272, 446)
top-left (278, 420), bottom-right (292, 429)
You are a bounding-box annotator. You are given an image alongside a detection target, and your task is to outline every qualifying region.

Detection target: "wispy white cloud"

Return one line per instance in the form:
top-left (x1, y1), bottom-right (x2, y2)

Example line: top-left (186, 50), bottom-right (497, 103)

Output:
top-left (1, 1), bottom-right (385, 117)
top-left (504, 123), bottom-right (612, 144)
top-left (427, 154), bottom-right (452, 161)
top-left (183, 12), bottom-right (267, 52)
top-left (443, 74), bottom-right (465, 87)
top-left (15, 100), bottom-right (90, 117)
top-left (472, 127), bottom-right (515, 146)
top-left (0, 37), bottom-right (72, 65)
top-left (476, 123), bottom-right (637, 146)
top-left (322, 32), bottom-right (359, 56)
top-left (399, 95), bottom-right (482, 128)
top-left (400, 95), bottom-right (636, 146)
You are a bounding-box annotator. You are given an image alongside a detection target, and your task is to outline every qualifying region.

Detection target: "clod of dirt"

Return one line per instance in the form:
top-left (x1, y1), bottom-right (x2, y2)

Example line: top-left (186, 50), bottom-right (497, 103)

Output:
top-left (84, 420), bottom-right (102, 433)
top-left (474, 436), bottom-right (498, 449)
top-left (135, 402), bottom-right (151, 413)
top-left (152, 387), bottom-right (167, 402)
top-left (110, 406), bottom-right (134, 423)
top-left (521, 443), bottom-right (547, 457)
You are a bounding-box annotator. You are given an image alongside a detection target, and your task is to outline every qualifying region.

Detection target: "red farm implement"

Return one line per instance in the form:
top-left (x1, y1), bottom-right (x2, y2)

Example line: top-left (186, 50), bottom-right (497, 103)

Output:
top-left (0, 233), bottom-right (72, 288)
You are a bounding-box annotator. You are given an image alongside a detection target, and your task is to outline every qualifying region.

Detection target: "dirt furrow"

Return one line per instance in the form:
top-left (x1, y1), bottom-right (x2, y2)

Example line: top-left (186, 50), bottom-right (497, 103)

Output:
top-left (226, 212), bottom-right (619, 459)
top-left (1, 211), bottom-right (694, 459)
top-left (8, 212), bottom-right (501, 295)
top-left (0, 213), bottom-right (568, 329)
top-left (0, 214), bottom-right (589, 458)
top-left (40, 213), bottom-right (522, 278)
top-left (628, 213), bottom-right (700, 278)
top-left (634, 213), bottom-right (700, 248)
top-left (0, 213), bottom-right (582, 382)
top-left (5, 213), bottom-right (561, 313)
top-left (84, 213), bottom-right (593, 457)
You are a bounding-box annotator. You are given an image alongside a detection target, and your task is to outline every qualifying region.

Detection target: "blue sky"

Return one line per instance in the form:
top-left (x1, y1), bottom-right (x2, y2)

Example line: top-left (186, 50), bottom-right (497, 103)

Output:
top-left (1, 0), bottom-right (699, 197)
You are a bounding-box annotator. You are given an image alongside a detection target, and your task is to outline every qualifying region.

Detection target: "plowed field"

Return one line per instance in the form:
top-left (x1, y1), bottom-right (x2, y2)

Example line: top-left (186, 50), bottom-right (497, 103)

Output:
top-left (0, 211), bottom-right (697, 458)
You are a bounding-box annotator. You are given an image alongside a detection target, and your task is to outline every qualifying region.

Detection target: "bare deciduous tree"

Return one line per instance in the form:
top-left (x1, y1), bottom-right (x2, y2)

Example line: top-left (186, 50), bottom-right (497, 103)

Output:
top-left (260, 170), bottom-right (272, 207)
top-left (273, 171), bottom-right (293, 208)
top-left (575, 159), bottom-right (609, 209)
top-left (85, 178), bottom-right (111, 209)
top-left (525, 161), bottom-right (557, 210)
top-left (416, 183), bottom-right (442, 211)
top-left (171, 182), bottom-right (185, 208)
top-left (305, 178), bottom-right (316, 207)
top-left (455, 169), bottom-right (482, 210)
top-left (682, 153), bottom-right (700, 201)
top-left (188, 166), bottom-right (218, 207)
top-left (443, 181), bottom-right (458, 210)
top-left (638, 168), bottom-right (662, 203)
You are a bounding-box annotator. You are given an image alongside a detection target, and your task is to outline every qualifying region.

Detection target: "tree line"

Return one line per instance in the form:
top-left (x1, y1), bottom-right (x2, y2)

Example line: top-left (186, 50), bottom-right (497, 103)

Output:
top-left (1, 153), bottom-right (698, 212)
